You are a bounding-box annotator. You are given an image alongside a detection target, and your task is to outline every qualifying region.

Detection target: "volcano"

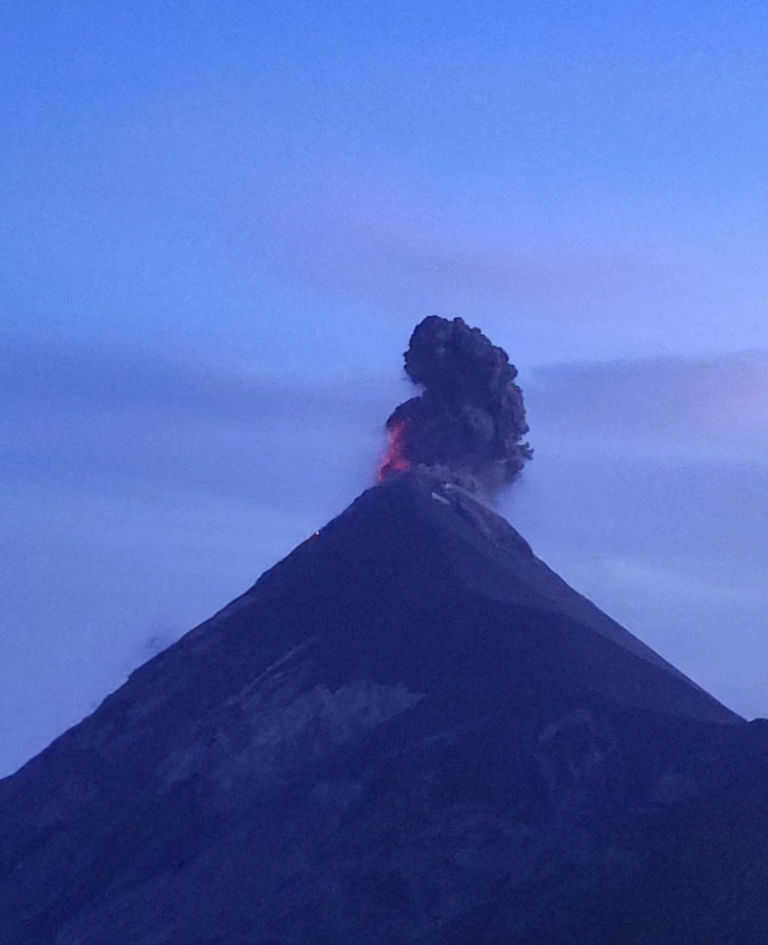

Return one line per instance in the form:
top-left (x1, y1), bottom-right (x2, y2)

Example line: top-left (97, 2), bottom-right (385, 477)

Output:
top-left (2, 470), bottom-right (766, 944)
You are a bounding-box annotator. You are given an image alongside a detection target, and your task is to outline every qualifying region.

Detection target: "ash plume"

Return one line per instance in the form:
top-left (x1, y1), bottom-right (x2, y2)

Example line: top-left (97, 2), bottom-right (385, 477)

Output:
top-left (379, 316), bottom-right (532, 494)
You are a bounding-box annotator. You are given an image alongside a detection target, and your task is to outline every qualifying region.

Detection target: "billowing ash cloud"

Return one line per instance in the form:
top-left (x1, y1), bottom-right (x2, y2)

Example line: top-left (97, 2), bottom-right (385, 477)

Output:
top-left (378, 316), bottom-right (532, 494)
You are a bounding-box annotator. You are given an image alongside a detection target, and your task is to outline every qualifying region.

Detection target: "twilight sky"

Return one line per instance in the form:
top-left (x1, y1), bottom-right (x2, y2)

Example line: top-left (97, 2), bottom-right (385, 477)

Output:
top-left (3, 1), bottom-right (768, 776)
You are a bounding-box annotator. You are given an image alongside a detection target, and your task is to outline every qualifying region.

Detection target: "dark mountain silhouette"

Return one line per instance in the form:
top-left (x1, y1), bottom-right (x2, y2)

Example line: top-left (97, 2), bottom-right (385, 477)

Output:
top-left (1, 470), bottom-right (766, 944)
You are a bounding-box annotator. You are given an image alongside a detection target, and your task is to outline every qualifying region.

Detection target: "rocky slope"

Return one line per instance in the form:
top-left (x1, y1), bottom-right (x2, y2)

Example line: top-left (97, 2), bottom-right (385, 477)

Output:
top-left (1, 471), bottom-right (764, 944)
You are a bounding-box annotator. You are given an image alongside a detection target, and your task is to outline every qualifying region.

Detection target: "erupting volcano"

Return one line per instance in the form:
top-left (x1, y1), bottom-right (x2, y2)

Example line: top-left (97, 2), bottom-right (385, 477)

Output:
top-left (378, 316), bottom-right (532, 494)
top-left (1, 317), bottom-right (767, 945)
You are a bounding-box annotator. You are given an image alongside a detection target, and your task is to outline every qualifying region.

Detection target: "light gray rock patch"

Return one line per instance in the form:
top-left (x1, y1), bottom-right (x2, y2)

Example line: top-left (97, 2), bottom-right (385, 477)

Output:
top-left (157, 672), bottom-right (423, 803)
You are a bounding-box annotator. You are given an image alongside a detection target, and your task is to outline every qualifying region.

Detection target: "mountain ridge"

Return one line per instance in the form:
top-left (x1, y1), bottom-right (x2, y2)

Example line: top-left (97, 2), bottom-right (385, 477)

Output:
top-left (0, 469), bottom-right (760, 944)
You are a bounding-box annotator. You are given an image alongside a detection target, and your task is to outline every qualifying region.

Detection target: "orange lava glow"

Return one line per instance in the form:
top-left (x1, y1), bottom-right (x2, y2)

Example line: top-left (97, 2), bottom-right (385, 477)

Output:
top-left (377, 421), bottom-right (412, 481)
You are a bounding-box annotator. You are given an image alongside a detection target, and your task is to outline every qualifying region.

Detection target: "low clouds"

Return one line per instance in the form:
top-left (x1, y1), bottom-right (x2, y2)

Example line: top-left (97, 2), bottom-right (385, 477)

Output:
top-left (526, 350), bottom-right (768, 459)
top-left (2, 332), bottom-right (395, 507)
top-left (3, 333), bottom-right (389, 429)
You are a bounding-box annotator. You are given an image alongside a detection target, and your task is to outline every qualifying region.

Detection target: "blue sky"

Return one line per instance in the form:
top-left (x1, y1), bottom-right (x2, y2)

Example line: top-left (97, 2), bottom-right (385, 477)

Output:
top-left (3, 1), bottom-right (768, 775)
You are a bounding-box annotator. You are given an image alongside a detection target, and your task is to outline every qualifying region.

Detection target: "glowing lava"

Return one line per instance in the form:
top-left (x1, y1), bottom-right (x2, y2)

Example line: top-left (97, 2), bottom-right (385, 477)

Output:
top-left (377, 421), bottom-right (412, 481)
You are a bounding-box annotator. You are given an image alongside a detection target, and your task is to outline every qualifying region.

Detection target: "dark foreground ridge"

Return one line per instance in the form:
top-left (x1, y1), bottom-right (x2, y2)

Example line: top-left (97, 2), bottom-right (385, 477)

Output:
top-left (1, 471), bottom-right (766, 944)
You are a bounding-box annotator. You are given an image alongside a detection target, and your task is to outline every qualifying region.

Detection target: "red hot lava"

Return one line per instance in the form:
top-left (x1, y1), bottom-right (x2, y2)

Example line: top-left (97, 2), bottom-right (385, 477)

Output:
top-left (377, 420), bottom-right (411, 481)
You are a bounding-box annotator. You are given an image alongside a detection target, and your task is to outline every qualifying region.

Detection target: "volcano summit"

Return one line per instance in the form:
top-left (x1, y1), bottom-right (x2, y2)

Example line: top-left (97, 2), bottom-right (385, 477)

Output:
top-left (1, 322), bottom-right (767, 944)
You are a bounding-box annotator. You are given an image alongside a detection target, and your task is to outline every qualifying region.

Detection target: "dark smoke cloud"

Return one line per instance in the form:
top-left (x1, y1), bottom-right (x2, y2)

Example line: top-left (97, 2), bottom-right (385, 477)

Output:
top-left (379, 316), bottom-right (532, 494)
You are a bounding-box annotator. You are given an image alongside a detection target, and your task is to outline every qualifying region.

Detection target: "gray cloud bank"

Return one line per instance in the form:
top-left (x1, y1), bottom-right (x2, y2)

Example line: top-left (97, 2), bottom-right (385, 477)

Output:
top-left (2, 335), bottom-right (767, 775)
top-left (528, 352), bottom-right (768, 452)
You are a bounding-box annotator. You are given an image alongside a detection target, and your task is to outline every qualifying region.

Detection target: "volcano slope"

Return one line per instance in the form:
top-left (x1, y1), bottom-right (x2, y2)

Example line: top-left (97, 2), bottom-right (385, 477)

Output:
top-left (1, 470), bottom-right (766, 944)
